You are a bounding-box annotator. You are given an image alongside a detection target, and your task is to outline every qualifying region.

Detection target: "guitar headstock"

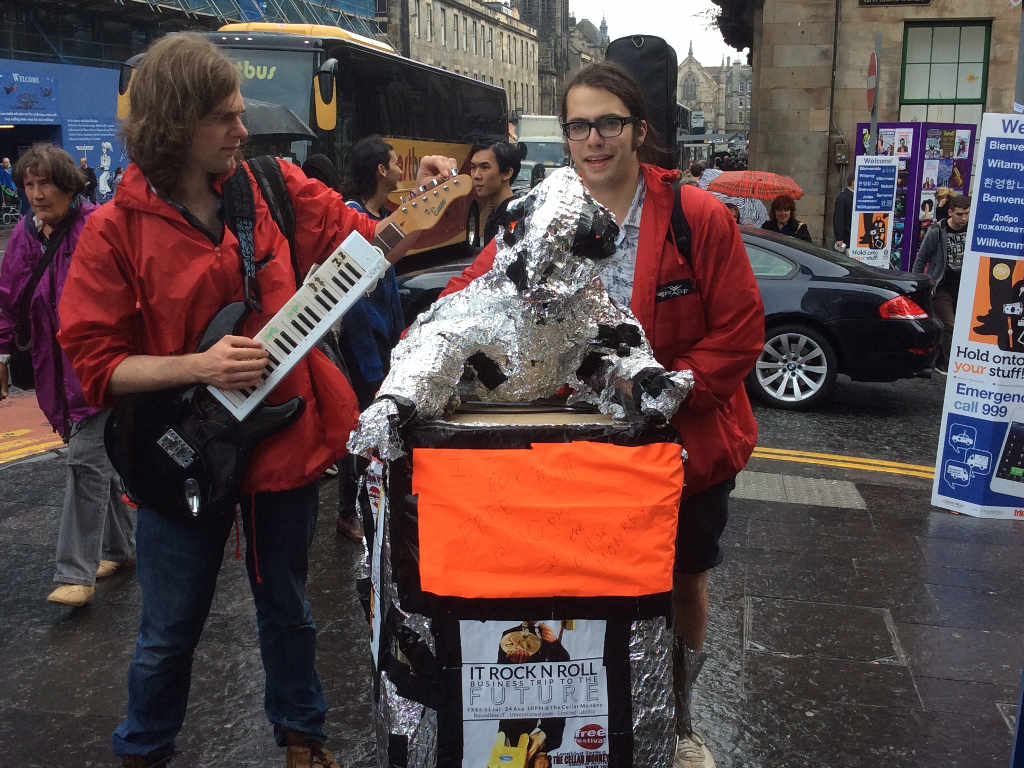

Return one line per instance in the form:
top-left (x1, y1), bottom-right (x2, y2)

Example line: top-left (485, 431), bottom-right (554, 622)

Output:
top-left (385, 170), bottom-right (473, 236)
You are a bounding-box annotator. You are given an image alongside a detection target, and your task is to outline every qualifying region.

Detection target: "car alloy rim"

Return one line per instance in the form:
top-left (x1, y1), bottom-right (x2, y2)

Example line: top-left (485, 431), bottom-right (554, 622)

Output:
top-left (755, 332), bottom-right (829, 402)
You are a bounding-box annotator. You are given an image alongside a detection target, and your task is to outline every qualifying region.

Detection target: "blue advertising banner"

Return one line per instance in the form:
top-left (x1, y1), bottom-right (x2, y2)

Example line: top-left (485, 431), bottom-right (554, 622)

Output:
top-left (932, 113), bottom-right (1024, 518)
top-left (849, 155), bottom-right (899, 268)
top-left (0, 70), bottom-right (58, 124)
top-left (0, 58), bottom-right (130, 202)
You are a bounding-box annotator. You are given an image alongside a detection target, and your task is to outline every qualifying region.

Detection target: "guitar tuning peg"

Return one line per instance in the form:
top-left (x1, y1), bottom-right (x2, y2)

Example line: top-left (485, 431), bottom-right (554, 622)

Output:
top-left (430, 178), bottom-right (439, 188)
top-left (442, 184), bottom-right (449, 191)
top-left (449, 168), bottom-right (458, 178)
top-left (418, 185), bottom-right (427, 194)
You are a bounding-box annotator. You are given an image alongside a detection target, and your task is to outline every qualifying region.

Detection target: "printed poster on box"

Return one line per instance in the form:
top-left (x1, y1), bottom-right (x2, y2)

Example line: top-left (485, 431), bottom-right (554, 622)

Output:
top-left (849, 154), bottom-right (900, 269)
top-left (932, 113), bottom-right (1024, 519)
top-left (460, 619), bottom-right (610, 767)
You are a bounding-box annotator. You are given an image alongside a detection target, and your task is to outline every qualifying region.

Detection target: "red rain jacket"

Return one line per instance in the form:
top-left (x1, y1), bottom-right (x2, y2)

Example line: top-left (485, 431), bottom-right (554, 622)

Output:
top-left (58, 160), bottom-right (376, 493)
top-left (440, 163), bottom-right (764, 497)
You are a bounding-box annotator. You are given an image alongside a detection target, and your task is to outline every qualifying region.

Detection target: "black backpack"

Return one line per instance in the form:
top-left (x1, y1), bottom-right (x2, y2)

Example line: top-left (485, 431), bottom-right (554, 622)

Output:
top-left (605, 35), bottom-right (678, 168)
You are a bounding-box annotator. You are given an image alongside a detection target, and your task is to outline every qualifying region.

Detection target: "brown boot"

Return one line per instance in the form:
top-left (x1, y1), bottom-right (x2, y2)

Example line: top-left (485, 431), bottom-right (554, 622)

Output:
top-left (284, 730), bottom-right (341, 768)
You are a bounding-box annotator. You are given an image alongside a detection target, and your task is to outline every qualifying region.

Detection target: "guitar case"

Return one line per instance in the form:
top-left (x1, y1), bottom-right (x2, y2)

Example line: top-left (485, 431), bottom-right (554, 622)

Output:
top-left (605, 35), bottom-right (678, 169)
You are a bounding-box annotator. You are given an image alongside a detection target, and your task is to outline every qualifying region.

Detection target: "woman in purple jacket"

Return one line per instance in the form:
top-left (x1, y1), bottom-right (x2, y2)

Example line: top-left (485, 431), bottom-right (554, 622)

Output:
top-left (0, 144), bottom-right (134, 607)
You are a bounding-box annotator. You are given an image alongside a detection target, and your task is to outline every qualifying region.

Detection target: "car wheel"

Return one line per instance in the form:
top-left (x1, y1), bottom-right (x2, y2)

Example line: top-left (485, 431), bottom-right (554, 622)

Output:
top-left (749, 324), bottom-right (837, 409)
top-left (466, 200), bottom-right (480, 249)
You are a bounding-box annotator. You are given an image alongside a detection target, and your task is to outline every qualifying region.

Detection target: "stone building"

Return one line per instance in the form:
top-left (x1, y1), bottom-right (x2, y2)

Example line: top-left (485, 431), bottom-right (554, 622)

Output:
top-left (678, 43), bottom-right (752, 135)
top-left (568, 16), bottom-right (608, 72)
top-left (679, 43), bottom-right (726, 133)
top-left (726, 0), bottom-right (1021, 244)
top-left (513, 0), bottom-right (572, 114)
top-left (382, 0), bottom-right (540, 113)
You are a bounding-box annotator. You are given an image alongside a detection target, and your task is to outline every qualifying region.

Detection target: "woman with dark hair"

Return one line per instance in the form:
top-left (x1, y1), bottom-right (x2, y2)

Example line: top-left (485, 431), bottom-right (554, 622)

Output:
top-left (0, 144), bottom-right (134, 607)
top-left (762, 194), bottom-right (812, 242)
top-left (335, 135), bottom-right (405, 540)
top-left (436, 61), bottom-right (763, 768)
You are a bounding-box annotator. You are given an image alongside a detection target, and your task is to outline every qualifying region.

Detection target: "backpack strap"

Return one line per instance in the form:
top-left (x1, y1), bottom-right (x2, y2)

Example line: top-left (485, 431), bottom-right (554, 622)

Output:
top-left (221, 163), bottom-right (261, 313)
top-left (247, 155), bottom-right (301, 287)
top-left (669, 178), bottom-right (692, 268)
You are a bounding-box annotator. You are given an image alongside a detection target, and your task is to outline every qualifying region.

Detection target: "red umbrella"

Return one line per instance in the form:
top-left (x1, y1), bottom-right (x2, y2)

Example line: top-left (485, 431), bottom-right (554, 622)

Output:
top-left (707, 170), bottom-right (804, 202)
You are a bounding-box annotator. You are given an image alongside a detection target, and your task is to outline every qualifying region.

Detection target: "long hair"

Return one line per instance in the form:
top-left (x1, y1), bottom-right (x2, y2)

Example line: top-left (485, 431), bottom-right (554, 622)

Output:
top-left (341, 136), bottom-right (394, 201)
top-left (559, 62), bottom-right (671, 167)
top-left (13, 143), bottom-right (86, 197)
top-left (120, 33), bottom-right (240, 194)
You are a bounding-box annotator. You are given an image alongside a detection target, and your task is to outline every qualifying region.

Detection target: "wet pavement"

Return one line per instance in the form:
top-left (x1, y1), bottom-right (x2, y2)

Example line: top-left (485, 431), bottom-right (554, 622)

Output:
top-left (1, 374), bottom-right (1022, 766)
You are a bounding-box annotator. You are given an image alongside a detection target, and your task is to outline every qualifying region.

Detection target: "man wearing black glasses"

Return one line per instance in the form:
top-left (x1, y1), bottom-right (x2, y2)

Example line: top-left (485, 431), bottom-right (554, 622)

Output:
top-left (438, 62), bottom-right (763, 768)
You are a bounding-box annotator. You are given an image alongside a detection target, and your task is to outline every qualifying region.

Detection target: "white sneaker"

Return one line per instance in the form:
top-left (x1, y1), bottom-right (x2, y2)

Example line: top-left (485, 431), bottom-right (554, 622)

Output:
top-left (673, 732), bottom-right (716, 768)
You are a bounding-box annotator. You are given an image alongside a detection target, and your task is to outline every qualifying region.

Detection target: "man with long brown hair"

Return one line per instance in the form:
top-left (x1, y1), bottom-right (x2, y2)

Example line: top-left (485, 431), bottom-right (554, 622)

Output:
top-left (58, 33), bottom-right (455, 768)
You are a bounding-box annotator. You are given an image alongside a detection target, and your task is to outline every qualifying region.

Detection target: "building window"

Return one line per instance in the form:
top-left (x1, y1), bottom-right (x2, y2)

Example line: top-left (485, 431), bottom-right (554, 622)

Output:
top-left (453, 14), bottom-right (459, 48)
top-left (441, 8), bottom-right (446, 46)
top-left (489, 27), bottom-right (494, 59)
top-left (464, 17), bottom-right (469, 50)
top-left (425, 3), bottom-right (432, 41)
top-left (414, 0), bottom-right (421, 38)
top-left (900, 21), bottom-right (990, 126)
top-left (682, 72), bottom-right (697, 101)
top-left (474, 21), bottom-right (479, 55)
top-left (520, 39), bottom-right (525, 66)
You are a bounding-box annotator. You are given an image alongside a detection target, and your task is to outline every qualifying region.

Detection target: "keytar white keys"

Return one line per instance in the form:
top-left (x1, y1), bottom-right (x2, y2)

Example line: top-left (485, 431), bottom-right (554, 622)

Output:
top-left (207, 231), bottom-right (390, 421)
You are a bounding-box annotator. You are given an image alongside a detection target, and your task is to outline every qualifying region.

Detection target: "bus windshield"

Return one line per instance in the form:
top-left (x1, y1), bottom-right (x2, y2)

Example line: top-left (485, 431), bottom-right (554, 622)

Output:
top-left (222, 48), bottom-right (313, 127)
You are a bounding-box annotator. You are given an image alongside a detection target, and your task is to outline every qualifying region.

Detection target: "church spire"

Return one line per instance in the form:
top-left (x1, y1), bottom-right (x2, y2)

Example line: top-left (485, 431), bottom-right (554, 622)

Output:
top-left (688, 40), bottom-right (693, 59)
top-left (600, 15), bottom-right (608, 45)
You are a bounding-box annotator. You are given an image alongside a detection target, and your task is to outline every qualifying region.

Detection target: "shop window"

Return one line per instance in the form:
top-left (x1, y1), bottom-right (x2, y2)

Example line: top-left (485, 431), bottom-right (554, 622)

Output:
top-left (900, 21), bottom-right (989, 127)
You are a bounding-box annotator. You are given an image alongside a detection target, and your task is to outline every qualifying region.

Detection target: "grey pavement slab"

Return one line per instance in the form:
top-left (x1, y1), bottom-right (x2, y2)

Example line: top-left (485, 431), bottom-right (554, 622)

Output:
top-left (0, 450), bottom-right (1020, 767)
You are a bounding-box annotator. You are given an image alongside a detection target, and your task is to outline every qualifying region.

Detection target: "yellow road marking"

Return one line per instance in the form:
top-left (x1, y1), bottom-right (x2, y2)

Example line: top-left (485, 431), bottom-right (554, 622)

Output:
top-left (0, 429), bottom-right (31, 439)
top-left (754, 446), bottom-right (935, 473)
top-left (0, 436), bottom-right (58, 452)
top-left (0, 439), bottom-right (64, 463)
top-left (752, 447), bottom-right (935, 479)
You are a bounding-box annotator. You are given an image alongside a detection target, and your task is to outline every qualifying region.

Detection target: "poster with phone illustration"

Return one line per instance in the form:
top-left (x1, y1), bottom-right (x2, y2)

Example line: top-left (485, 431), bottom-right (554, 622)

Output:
top-left (932, 113), bottom-right (1024, 518)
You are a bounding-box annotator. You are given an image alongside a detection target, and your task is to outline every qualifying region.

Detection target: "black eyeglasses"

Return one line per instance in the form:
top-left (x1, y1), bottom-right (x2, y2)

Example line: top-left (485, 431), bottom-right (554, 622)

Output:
top-left (561, 116), bottom-right (640, 141)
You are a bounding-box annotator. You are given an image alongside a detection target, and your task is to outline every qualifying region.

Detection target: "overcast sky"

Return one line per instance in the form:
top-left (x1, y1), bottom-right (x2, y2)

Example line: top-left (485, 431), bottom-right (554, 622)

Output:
top-left (567, 0), bottom-right (748, 67)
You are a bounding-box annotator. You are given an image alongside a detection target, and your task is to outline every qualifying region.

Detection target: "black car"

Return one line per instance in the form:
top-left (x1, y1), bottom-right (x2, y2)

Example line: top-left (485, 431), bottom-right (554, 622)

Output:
top-left (395, 227), bottom-right (941, 410)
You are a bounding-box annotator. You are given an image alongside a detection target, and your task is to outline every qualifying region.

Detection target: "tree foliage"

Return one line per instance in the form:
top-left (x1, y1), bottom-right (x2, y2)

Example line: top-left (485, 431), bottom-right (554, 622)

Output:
top-left (709, 0), bottom-right (758, 55)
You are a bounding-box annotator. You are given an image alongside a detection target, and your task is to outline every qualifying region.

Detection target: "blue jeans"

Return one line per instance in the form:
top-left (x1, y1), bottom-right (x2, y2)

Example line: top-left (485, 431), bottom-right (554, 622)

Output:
top-left (112, 484), bottom-right (326, 758)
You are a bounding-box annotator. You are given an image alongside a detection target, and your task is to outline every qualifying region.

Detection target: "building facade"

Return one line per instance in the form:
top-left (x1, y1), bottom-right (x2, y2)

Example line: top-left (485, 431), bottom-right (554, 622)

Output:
top-left (678, 43), bottom-right (752, 136)
top-left (746, 0), bottom-right (1020, 244)
top-left (513, 0), bottom-right (571, 114)
top-left (385, 0), bottom-right (539, 113)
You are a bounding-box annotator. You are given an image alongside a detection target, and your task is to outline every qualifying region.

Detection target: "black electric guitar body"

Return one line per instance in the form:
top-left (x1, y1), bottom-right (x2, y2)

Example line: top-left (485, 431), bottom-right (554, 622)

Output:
top-left (104, 302), bottom-right (305, 520)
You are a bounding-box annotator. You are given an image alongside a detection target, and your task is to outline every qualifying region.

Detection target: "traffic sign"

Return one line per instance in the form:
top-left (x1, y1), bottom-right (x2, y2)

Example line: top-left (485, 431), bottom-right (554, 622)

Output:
top-left (867, 51), bottom-right (878, 112)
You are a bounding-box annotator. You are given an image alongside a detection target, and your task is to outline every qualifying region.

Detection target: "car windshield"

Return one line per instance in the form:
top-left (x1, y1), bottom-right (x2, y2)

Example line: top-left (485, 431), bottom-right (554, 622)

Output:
top-left (523, 141), bottom-right (567, 166)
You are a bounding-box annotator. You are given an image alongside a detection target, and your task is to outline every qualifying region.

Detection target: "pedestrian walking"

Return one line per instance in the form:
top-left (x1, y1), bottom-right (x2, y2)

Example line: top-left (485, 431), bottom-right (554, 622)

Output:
top-left (0, 143), bottom-right (135, 607)
top-left (57, 33), bottom-right (455, 767)
top-left (913, 194), bottom-right (971, 374)
top-left (79, 157), bottom-right (97, 203)
top-left (437, 61), bottom-right (764, 768)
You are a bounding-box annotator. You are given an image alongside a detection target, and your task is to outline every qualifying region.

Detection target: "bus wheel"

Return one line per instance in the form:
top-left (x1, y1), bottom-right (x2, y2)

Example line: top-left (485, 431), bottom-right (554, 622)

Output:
top-left (466, 200), bottom-right (480, 249)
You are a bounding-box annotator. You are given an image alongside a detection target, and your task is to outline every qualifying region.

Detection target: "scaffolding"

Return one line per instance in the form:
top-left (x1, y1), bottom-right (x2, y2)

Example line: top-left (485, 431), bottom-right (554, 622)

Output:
top-left (114, 0), bottom-right (382, 38)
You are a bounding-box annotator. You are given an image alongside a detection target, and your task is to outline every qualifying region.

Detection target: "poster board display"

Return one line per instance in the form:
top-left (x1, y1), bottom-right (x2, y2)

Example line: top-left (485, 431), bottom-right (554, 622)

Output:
top-left (931, 113), bottom-right (1024, 518)
top-left (849, 155), bottom-right (900, 268)
top-left (856, 121), bottom-right (977, 270)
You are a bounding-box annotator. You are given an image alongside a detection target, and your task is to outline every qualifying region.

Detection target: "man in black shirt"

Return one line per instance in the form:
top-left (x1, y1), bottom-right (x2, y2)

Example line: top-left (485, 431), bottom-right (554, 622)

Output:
top-left (913, 194), bottom-right (971, 373)
top-left (79, 156), bottom-right (97, 203)
top-left (470, 141), bottom-right (520, 246)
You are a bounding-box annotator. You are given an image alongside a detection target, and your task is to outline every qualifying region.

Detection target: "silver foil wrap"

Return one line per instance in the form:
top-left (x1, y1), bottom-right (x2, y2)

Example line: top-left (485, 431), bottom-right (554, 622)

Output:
top-left (629, 617), bottom-right (677, 768)
top-left (348, 167), bottom-right (693, 459)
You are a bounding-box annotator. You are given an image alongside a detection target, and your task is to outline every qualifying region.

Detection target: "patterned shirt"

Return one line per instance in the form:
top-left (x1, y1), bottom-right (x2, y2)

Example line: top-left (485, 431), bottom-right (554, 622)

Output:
top-left (945, 226), bottom-right (966, 272)
top-left (598, 176), bottom-right (647, 308)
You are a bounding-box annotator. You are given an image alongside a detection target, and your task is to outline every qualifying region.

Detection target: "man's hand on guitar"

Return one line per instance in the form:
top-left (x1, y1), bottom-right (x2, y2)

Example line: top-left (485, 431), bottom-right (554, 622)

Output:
top-left (416, 155), bottom-right (459, 184)
top-left (193, 335), bottom-right (268, 390)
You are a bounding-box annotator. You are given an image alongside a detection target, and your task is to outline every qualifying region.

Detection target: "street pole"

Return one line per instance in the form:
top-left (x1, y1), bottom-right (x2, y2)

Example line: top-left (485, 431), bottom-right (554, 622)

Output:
top-left (868, 34), bottom-right (881, 156)
top-left (1015, 1), bottom-right (1024, 113)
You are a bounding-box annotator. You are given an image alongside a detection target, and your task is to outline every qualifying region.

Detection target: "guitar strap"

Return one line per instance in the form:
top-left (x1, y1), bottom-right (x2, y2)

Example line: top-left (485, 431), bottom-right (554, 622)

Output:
top-left (221, 164), bottom-right (261, 313)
